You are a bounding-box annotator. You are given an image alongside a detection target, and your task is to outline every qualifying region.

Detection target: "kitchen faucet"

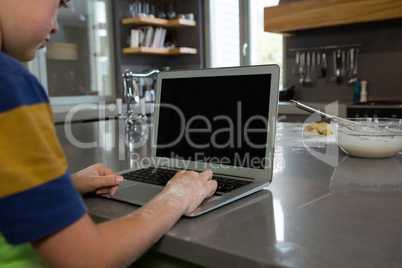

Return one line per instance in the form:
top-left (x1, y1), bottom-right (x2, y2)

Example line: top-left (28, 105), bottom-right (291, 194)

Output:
top-left (122, 69), bottom-right (160, 125)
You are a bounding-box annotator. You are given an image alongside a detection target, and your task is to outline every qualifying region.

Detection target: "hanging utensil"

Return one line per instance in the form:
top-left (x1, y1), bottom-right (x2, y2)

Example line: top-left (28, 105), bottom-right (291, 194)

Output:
top-left (321, 52), bottom-right (327, 78)
top-left (299, 52), bottom-right (306, 85)
top-left (327, 50), bottom-right (337, 83)
top-left (303, 52), bottom-right (315, 86)
top-left (311, 52), bottom-right (317, 80)
top-left (347, 48), bottom-right (359, 85)
top-left (315, 51), bottom-right (322, 77)
top-left (336, 49), bottom-right (343, 84)
top-left (292, 51), bottom-right (300, 76)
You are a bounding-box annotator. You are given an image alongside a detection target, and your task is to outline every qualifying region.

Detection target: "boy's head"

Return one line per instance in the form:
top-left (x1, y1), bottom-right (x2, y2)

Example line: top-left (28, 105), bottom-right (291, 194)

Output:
top-left (0, 0), bottom-right (69, 62)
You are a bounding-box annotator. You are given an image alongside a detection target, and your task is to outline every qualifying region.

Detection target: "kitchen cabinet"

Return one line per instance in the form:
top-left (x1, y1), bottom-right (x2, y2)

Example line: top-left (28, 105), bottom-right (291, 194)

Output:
top-left (264, 0), bottom-right (402, 35)
top-left (121, 16), bottom-right (198, 56)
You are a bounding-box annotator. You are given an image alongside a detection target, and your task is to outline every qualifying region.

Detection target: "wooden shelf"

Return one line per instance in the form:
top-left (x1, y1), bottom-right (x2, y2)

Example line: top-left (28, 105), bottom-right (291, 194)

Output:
top-left (122, 16), bottom-right (196, 28)
top-left (264, 0), bottom-right (402, 35)
top-left (122, 47), bottom-right (197, 56)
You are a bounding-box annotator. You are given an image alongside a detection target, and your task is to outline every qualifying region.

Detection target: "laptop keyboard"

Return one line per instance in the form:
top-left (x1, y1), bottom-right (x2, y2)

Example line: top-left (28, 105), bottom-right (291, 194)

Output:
top-left (122, 167), bottom-right (253, 194)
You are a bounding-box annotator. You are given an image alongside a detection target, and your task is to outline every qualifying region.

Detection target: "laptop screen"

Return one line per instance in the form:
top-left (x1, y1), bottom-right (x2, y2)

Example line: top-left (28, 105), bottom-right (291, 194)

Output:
top-left (155, 73), bottom-right (272, 170)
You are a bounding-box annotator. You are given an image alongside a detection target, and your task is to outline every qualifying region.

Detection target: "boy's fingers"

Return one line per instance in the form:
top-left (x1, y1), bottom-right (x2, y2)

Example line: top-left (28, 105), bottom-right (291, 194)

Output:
top-left (199, 169), bottom-right (213, 180)
top-left (95, 185), bottom-right (120, 195)
top-left (200, 170), bottom-right (217, 195)
top-left (208, 180), bottom-right (218, 196)
top-left (95, 188), bottom-right (109, 194)
top-left (109, 185), bottom-right (120, 196)
top-left (93, 175), bottom-right (123, 187)
top-left (96, 163), bottom-right (119, 176)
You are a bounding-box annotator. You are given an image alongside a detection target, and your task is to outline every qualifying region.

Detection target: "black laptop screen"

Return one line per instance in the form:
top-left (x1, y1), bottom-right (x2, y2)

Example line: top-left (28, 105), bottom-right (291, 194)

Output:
top-left (156, 73), bottom-right (272, 169)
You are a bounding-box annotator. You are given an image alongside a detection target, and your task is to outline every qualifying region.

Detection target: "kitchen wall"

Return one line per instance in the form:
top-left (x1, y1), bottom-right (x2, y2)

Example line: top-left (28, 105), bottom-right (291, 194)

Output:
top-left (280, 1), bottom-right (402, 103)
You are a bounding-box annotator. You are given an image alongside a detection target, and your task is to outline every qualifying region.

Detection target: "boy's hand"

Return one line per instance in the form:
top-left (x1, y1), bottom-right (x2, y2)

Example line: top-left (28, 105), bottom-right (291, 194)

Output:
top-left (71, 163), bottom-right (123, 196)
top-left (164, 169), bottom-right (217, 214)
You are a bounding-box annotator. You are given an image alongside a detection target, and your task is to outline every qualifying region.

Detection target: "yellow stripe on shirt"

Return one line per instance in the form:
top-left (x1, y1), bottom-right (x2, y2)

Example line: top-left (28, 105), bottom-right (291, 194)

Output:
top-left (0, 103), bottom-right (67, 198)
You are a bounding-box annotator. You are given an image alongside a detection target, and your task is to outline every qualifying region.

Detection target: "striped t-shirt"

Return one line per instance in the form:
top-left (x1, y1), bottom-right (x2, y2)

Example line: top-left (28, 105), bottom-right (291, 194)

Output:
top-left (0, 52), bottom-right (86, 253)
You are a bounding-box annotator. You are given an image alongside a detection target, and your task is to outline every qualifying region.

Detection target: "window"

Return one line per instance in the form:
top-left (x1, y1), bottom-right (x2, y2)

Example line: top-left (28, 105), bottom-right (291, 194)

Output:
top-left (27, 0), bottom-right (115, 106)
top-left (208, 1), bottom-right (240, 67)
top-left (206, 0), bottom-right (283, 86)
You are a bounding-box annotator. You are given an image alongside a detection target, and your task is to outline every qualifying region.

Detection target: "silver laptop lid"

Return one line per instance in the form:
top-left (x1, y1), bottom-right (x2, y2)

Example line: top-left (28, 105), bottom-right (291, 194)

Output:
top-left (152, 65), bottom-right (280, 181)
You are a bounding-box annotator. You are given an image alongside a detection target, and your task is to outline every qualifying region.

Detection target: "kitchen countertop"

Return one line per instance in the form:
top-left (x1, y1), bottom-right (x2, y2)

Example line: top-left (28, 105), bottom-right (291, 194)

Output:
top-left (52, 101), bottom-right (348, 123)
top-left (56, 120), bottom-right (402, 268)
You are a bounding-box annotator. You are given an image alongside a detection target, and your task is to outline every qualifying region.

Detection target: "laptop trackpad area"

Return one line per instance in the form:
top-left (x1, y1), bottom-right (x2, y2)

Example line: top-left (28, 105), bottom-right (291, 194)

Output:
top-left (114, 183), bottom-right (163, 206)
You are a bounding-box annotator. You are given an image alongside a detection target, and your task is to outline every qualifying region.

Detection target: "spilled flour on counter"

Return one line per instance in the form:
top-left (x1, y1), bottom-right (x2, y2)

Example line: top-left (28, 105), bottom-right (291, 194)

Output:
top-left (305, 122), bottom-right (333, 136)
top-left (276, 123), bottom-right (337, 150)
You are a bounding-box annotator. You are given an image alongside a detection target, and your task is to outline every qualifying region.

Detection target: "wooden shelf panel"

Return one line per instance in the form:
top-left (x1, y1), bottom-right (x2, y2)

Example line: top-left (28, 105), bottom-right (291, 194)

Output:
top-left (264, 0), bottom-right (402, 35)
top-left (122, 16), bottom-right (196, 28)
top-left (123, 47), bottom-right (197, 55)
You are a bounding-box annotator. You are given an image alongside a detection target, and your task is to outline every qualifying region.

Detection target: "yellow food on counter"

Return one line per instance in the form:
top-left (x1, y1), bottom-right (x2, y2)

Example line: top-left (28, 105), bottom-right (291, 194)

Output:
top-left (305, 122), bottom-right (333, 136)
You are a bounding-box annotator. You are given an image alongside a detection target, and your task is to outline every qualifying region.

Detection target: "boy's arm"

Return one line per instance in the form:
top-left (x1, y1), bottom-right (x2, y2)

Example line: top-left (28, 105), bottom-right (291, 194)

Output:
top-left (32, 169), bottom-right (217, 268)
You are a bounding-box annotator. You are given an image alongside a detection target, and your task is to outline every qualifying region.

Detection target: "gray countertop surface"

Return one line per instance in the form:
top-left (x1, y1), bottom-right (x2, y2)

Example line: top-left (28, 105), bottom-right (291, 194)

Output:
top-left (56, 120), bottom-right (402, 268)
top-left (52, 101), bottom-right (349, 123)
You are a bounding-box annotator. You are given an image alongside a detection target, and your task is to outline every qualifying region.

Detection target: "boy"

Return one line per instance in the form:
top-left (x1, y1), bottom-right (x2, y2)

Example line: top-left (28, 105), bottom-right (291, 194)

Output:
top-left (0, 0), bottom-right (217, 267)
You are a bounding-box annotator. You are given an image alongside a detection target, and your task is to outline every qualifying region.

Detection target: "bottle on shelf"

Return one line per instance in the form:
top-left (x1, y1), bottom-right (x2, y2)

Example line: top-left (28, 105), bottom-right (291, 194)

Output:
top-left (360, 80), bottom-right (368, 102)
top-left (354, 81), bottom-right (360, 103)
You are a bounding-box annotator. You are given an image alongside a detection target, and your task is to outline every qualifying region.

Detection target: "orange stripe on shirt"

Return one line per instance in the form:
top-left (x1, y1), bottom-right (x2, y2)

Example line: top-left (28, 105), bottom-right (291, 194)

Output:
top-left (0, 103), bottom-right (68, 198)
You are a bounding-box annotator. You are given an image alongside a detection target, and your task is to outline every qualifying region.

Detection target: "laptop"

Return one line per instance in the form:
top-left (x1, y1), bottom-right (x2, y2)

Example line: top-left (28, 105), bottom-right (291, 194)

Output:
top-left (101, 65), bottom-right (280, 217)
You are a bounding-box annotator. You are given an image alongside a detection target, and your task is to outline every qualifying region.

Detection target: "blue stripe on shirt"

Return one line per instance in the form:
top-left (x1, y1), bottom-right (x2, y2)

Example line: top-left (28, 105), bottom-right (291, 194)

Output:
top-left (0, 171), bottom-right (87, 244)
top-left (0, 52), bottom-right (49, 114)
